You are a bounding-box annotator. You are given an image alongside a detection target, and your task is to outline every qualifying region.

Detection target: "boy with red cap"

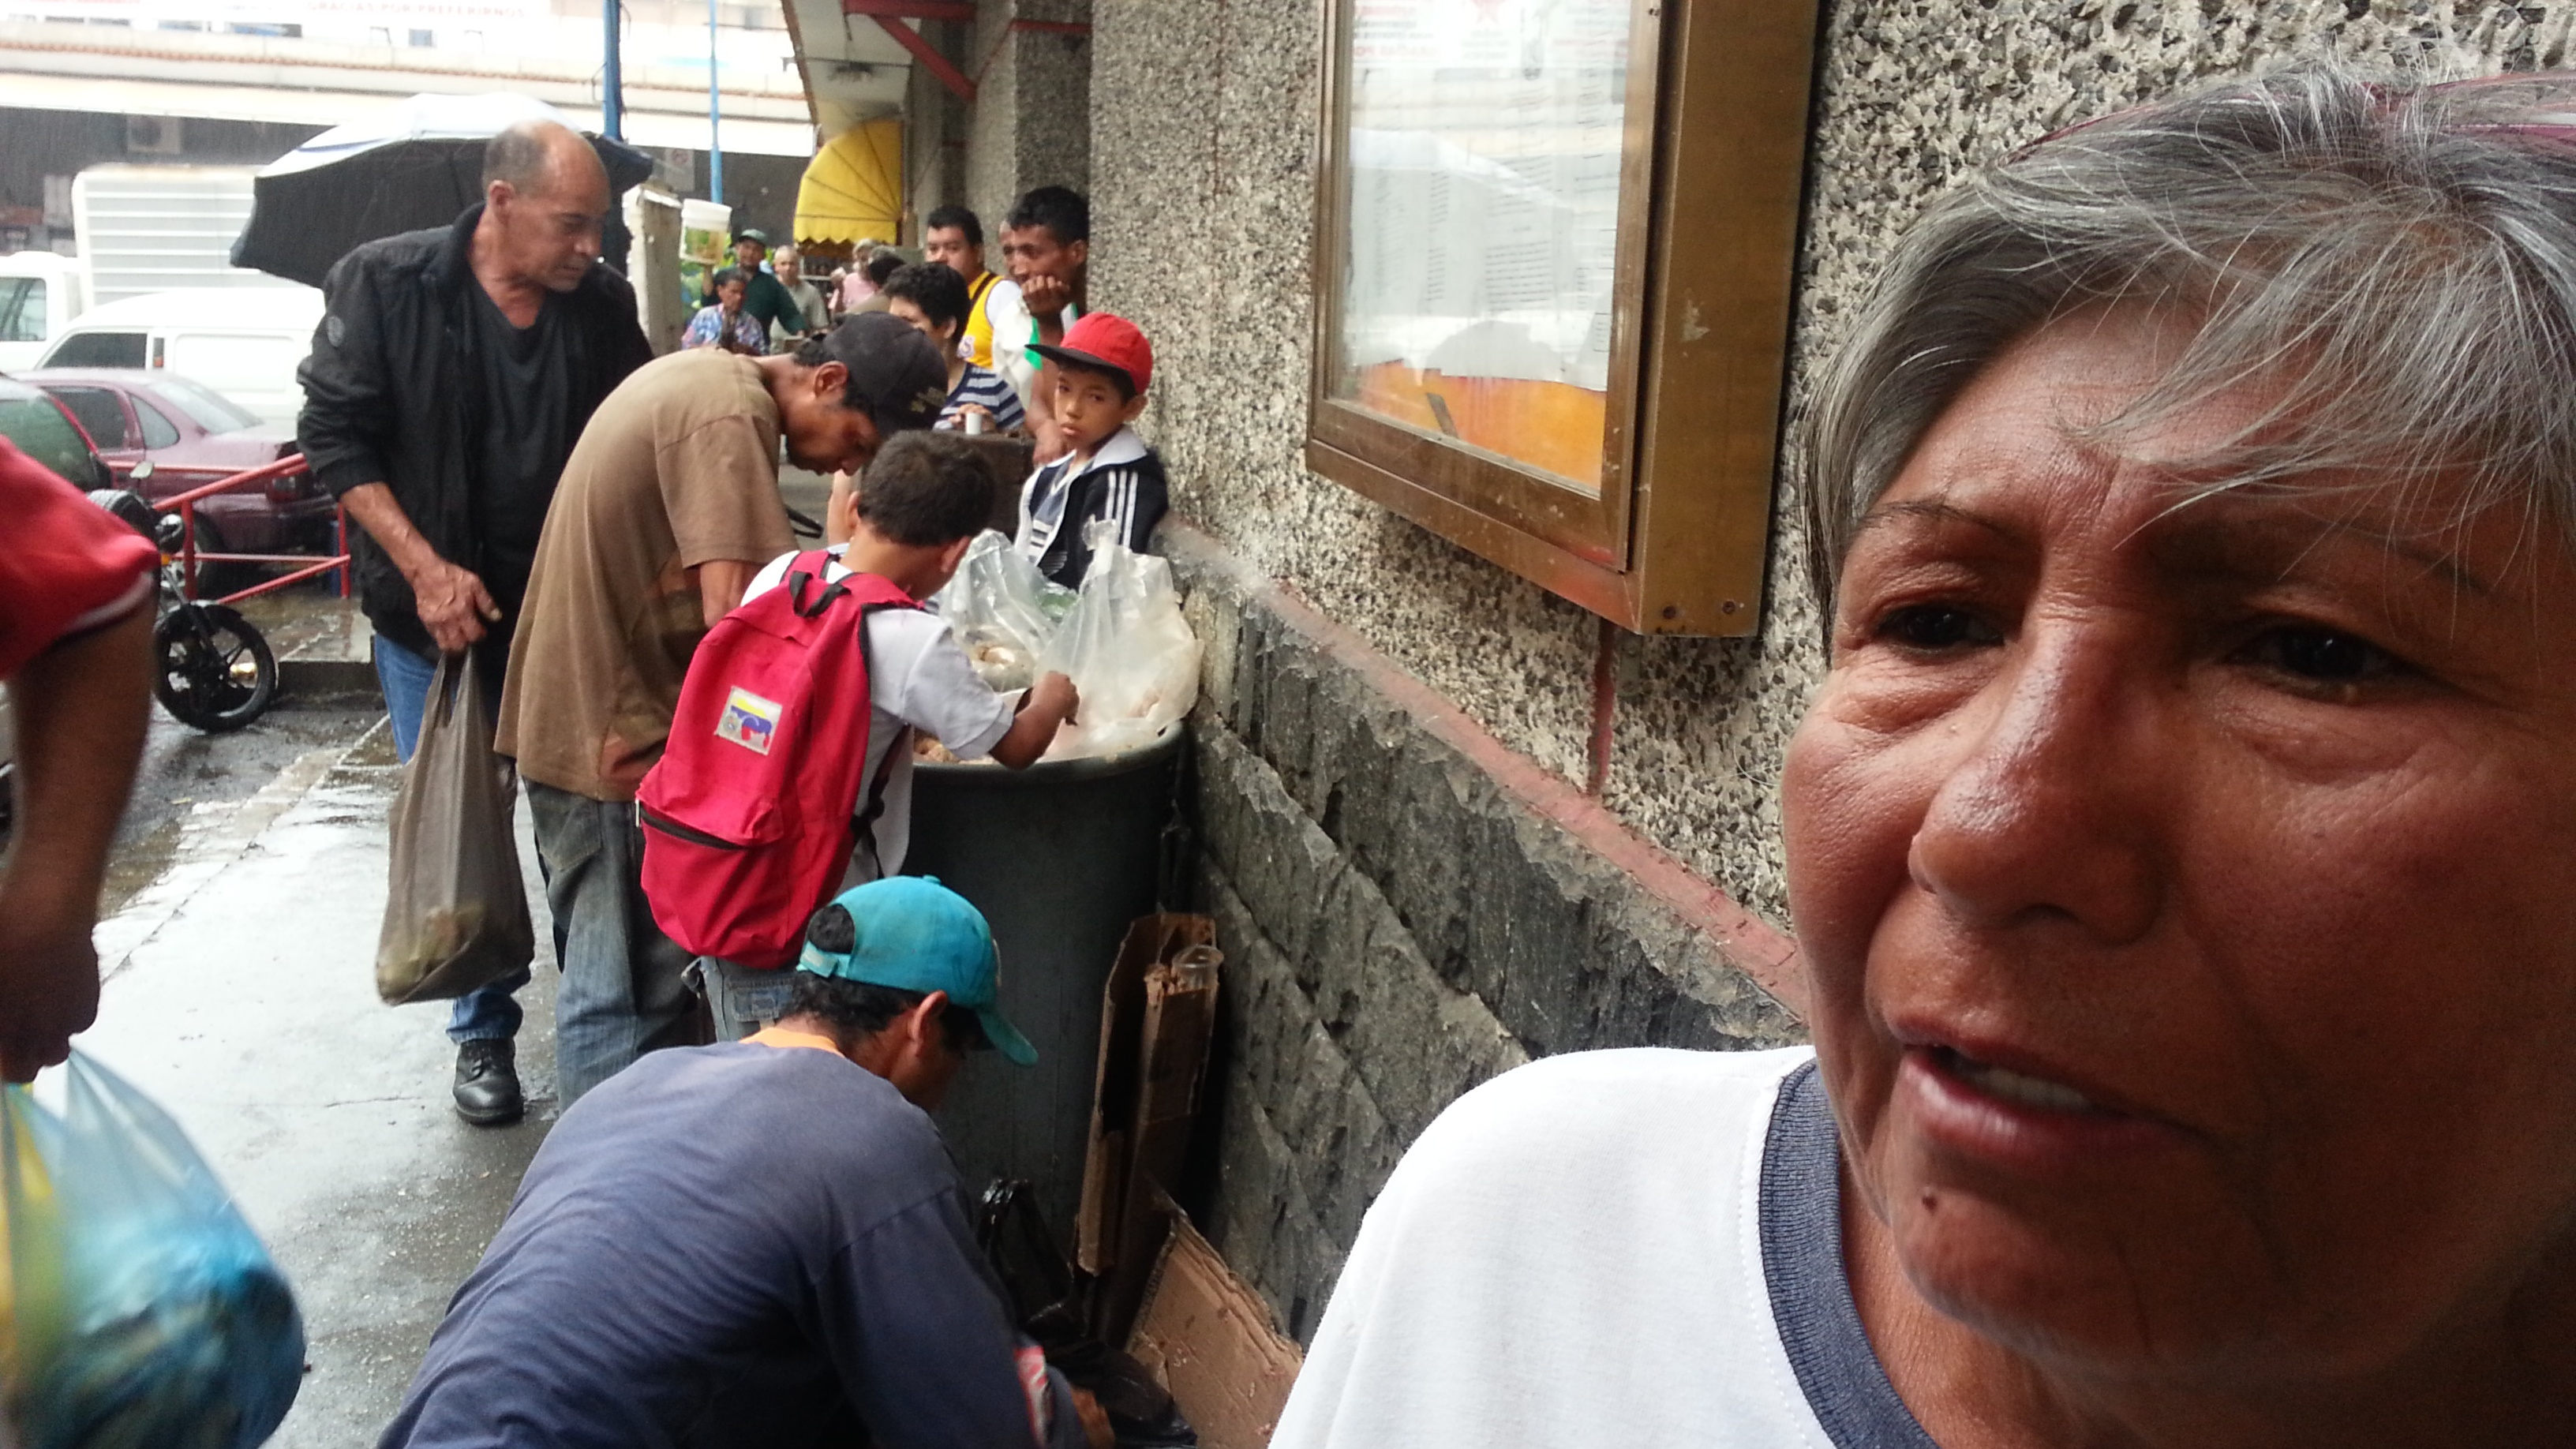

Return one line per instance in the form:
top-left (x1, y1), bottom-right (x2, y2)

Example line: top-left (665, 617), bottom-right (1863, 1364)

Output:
top-left (1016, 312), bottom-right (1168, 589)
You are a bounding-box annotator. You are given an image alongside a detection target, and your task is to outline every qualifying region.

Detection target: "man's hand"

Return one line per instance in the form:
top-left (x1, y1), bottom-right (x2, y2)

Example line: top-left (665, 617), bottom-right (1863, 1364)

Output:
top-left (0, 906), bottom-right (103, 1084)
top-left (1020, 273), bottom-right (1073, 333)
top-left (1069, 1387), bottom-right (1113, 1449)
top-left (0, 605), bottom-right (152, 1080)
top-left (338, 482), bottom-right (501, 651)
top-left (407, 555), bottom-right (502, 652)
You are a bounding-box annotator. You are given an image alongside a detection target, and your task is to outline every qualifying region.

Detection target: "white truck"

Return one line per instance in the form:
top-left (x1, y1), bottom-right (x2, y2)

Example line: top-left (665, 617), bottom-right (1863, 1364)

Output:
top-left (3, 165), bottom-right (310, 376)
top-left (5, 167), bottom-right (324, 424)
top-left (0, 251), bottom-right (86, 374)
top-left (70, 165), bottom-right (303, 307)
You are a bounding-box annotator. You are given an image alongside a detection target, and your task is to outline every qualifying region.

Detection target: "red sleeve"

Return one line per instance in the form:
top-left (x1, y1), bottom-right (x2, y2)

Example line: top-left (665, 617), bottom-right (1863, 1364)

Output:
top-left (0, 437), bottom-right (158, 680)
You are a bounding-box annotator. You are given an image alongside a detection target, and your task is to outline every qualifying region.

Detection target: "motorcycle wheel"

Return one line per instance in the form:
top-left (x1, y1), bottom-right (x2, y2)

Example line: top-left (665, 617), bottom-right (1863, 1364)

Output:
top-left (154, 603), bottom-right (277, 733)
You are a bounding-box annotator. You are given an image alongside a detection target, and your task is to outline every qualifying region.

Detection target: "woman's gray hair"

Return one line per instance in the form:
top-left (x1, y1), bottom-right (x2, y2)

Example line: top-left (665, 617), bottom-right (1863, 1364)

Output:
top-left (1804, 66), bottom-right (2576, 622)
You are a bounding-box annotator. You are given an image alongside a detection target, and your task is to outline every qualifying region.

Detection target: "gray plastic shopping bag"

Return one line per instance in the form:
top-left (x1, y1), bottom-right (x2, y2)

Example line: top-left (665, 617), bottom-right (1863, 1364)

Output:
top-left (373, 653), bottom-right (534, 1004)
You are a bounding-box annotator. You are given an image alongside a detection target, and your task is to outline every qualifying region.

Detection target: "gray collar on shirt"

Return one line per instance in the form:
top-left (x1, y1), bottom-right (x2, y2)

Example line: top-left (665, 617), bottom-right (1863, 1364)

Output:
top-left (1760, 1061), bottom-right (1941, 1448)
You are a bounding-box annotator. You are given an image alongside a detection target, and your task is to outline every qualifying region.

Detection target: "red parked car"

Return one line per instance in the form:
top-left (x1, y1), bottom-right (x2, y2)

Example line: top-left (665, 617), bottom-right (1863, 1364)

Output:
top-left (20, 368), bottom-right (329, 557)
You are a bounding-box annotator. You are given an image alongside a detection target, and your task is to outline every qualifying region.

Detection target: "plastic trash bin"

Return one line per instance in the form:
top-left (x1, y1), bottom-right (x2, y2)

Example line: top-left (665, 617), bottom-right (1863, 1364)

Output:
top-left (904, 724), bottom-right (1183, 1243)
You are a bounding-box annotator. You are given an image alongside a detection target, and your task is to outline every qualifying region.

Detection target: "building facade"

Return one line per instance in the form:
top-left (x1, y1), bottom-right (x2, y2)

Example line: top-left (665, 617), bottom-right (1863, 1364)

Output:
top-left (888, 0), bottom-right (2574, 1346)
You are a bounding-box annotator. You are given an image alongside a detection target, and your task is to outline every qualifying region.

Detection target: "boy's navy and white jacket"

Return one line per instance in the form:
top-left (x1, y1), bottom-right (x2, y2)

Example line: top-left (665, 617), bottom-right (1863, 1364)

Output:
top-left (1015, 425), bottom-right (1169, 587)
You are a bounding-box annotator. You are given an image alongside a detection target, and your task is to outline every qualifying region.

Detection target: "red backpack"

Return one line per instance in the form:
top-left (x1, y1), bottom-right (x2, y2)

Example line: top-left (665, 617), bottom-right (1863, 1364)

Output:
top-left (637, 552), bottom-right (918, 968)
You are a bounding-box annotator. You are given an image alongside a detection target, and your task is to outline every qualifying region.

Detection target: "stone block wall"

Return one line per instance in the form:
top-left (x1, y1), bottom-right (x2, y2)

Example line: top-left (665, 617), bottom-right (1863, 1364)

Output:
top-left (1163, 526), bottom-right (1804, 1341)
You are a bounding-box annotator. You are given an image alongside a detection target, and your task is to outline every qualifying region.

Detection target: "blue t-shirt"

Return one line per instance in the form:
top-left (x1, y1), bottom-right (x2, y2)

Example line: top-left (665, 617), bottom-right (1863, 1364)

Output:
top-left (379, 1042), bottom-right (1081, 1449)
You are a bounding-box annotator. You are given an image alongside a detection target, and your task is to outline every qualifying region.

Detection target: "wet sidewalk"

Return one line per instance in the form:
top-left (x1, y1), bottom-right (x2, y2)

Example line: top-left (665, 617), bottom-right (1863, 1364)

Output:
top-left (77, 722), bottom-right (561, 1448)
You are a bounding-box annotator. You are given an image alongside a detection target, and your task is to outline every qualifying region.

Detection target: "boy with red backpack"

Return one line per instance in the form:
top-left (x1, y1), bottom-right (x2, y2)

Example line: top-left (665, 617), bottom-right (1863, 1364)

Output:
top-left (639, 432), bottom-right (1076, 1039)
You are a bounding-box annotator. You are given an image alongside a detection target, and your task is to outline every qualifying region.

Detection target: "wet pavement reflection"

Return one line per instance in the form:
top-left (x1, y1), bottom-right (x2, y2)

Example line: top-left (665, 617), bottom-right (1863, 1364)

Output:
top-left (80, 706), bottom-right (559, 1447)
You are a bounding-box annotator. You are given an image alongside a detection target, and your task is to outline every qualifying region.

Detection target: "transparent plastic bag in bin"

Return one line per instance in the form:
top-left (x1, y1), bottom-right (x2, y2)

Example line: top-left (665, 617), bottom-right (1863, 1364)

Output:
top-left (2, 1053), bottom-right (303, 1449)
top-left (1036, 522), bottom-right (1200, 759)
top-left (931, 530), bottom-right (1076, 692)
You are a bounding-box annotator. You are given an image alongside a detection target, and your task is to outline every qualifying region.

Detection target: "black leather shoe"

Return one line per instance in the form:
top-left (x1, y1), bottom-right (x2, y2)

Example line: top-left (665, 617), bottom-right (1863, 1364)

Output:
top-left (452, 1039), bottom-right (523, 1125)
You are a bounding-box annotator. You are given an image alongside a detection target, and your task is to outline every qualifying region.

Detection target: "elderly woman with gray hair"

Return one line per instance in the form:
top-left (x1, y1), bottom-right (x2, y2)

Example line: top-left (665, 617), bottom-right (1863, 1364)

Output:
top-left (1273, 66), bottom-right (2576, 1448)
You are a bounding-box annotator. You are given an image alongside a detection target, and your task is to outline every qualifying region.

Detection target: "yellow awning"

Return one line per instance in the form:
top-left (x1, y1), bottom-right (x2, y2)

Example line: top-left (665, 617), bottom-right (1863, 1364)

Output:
top-left (794, 118), bottom-right (902, 245)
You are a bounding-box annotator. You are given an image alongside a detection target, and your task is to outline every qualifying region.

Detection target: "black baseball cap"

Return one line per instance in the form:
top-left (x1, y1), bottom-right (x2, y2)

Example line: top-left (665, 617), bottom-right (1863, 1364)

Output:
top-left (822, 313), bottom-right (950, 432)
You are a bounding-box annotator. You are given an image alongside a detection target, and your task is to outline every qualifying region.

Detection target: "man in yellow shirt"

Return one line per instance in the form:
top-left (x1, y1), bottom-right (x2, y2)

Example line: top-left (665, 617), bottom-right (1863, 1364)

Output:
top-left (927, 204), bottom-right (1005, 368)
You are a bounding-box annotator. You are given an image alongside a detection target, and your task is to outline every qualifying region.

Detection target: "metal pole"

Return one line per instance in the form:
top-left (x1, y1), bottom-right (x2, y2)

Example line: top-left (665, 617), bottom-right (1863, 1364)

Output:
top-left (707, 0), bottom-right (724, 204)
top-left (602, 0), bottom-right (623, 140)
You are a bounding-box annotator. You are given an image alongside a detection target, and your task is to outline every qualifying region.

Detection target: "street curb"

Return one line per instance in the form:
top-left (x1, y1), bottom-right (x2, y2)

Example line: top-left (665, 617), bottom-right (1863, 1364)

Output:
top-left (95, 739), bottom-right (358, 983)
top-left (279, 656), bottom-right (379, 700)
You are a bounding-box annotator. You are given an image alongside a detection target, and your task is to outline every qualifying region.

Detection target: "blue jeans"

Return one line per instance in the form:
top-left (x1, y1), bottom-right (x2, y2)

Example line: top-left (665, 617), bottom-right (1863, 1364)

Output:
top-left (375, 635), bottom-right (531, 1044)
top-left (526, 781), bottom-right (703, 1105)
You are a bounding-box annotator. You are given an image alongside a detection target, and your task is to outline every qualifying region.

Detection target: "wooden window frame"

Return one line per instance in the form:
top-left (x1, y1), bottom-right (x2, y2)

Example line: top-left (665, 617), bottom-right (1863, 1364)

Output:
top-left (1305, 0), bottom-right (1820, 636)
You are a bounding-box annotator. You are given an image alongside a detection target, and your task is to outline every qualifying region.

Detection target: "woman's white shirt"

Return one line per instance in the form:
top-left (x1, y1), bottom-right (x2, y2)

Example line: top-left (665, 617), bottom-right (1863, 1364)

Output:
top-left (1274, 1045), bottom-right (1933, 1449)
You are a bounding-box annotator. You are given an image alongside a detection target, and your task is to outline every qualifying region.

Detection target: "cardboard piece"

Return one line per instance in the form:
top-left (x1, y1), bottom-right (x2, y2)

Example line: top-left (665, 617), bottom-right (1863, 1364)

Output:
top-left (1125, 1202), bottom-right (1303, 1449)
top-left (1076, 914), bottom-right (1217, 1279)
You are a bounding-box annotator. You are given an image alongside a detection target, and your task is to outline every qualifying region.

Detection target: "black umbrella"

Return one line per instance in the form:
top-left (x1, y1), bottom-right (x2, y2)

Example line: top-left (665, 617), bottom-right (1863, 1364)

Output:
top-left (232, 93), bottom-right (654, 289)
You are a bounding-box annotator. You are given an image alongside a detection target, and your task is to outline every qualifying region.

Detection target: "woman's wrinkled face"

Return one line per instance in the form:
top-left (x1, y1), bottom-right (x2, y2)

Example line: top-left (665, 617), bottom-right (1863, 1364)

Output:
top-left (1783, 306), bottom-right (2576, 1379)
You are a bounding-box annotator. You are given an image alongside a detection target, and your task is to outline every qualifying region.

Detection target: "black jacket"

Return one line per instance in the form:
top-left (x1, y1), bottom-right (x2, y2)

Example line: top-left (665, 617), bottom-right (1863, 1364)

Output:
top-left (297, 207), bottom-right (653, 656)
top-left (1017, 428), bottom-right (1170, 589)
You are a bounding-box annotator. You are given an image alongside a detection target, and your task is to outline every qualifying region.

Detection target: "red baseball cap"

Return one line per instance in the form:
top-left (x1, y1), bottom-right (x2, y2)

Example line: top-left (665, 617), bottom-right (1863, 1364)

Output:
top-left (1030, 311), bottom-right (1154, 395)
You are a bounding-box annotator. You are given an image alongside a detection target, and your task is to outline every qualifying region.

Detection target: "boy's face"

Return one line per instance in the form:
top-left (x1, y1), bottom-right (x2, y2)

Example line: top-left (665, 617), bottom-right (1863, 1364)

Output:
top-left (1050, 365), bottom-right (1147, 457)
top-left (886, 295), bottom-right (960, 351)
top-left (1003, 225), bottom-right (1086, 286)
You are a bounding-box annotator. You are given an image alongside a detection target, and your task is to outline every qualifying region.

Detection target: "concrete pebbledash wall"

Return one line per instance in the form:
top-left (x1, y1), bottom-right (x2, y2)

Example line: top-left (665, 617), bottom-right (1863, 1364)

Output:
top-left (1080, 0), bottom-right (2569, 1340)
top-left (962, 0), bottom-right (1095, 249)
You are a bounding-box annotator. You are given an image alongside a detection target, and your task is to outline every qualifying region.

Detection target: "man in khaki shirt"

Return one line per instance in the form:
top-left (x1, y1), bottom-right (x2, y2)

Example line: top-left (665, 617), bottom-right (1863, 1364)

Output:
top-left (497, 312), bottom-right (949, 1105)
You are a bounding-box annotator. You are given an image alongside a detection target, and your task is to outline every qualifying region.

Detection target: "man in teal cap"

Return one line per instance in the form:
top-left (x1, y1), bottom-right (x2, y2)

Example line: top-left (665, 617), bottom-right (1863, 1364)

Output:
top-left (380, 878), bottom-right (1106, 1449)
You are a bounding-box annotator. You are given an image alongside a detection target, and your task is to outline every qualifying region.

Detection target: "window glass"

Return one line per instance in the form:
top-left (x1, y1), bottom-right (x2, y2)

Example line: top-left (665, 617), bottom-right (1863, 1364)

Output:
top-left (0, 279), bottom-right (44, 343)
top-left (1331, 0), bottom-right (1634, 492)
top-left (163, 334), bottom-right (300, 398)
top-left (134, 398), bottom-right (181, 449)
top-left (0, 397), bottom-right (99, 488)
top-left (146, 375), bottom-right (259, 435)
top-left (43, 387), bottom-right (129, 448)
top-left (43, 330), bottom-right (148, 369)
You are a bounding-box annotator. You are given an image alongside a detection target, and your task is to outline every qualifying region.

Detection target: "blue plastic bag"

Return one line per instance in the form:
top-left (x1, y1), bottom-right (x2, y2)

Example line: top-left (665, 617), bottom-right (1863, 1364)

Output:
top-left (2, 1052), bottom-right (304, 1449)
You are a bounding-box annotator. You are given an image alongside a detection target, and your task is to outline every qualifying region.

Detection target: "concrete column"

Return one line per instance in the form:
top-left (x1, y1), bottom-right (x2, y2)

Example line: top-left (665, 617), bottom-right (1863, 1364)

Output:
top-left (962, 0), bottom-right (1091, 238)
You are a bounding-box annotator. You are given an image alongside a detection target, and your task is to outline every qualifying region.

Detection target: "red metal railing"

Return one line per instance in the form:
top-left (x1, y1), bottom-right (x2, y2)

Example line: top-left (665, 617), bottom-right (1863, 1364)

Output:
top-left (146, 453), bottom-right (354, 606)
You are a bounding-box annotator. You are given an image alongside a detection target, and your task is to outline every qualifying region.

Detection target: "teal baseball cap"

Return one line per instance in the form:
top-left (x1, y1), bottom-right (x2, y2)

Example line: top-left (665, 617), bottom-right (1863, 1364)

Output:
top-left (796, 877), bottom-right (1037, 1066)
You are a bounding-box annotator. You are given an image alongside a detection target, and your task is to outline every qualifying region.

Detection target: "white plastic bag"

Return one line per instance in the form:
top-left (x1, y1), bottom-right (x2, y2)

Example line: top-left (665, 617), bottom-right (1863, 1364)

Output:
top-left (930, 530), bottom-right (1076, 692)
top-left (1037, 523), bottom-right (1200, 759)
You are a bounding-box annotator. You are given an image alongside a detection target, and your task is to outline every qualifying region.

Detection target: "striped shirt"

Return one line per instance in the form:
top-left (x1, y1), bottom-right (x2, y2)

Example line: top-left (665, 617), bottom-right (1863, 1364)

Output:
top-left (938, 362), bottom-right (1025, 432)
